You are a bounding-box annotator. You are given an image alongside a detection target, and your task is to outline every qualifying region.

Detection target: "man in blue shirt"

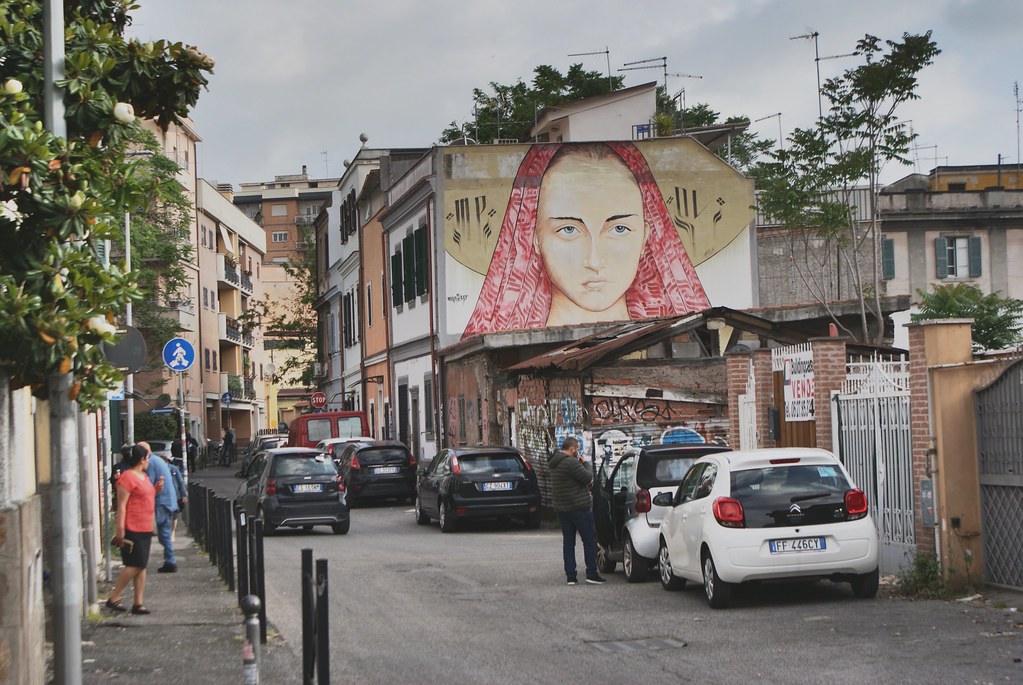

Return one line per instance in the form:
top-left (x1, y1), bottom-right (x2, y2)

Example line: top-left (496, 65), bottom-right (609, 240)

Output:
top-left (140, 442), bottom-right (180, 573)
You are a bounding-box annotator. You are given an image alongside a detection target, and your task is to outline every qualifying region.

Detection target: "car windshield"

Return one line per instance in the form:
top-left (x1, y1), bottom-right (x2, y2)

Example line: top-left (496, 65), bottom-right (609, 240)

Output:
top-left (457, 454), bottom-right (524, 475)
top-left (730, 464), bottom-right (853, 529)
top-left (271, 454), bottom-right (337, 477)
top-left (637, 456), bottom-right (698, 488)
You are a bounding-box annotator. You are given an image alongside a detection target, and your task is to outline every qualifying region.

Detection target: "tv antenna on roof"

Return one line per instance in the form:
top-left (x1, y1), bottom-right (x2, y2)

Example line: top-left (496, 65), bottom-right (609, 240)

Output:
top-left (321, 150), bottom-right (329, 177)
top-left (619, 56), bottom-right (668, 92)
top-left (568, 47), bottom-right (614, 92)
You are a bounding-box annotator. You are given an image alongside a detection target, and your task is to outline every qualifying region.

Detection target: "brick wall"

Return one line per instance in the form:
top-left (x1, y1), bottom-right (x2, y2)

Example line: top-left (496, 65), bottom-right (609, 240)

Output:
top-left (725, 352), bottom-right (749, 447)
top-left (753, 349), bottom-right (776, 448)
top-left (811, 338), bottom-right (848, 452)
top-left (907, 324), bottom-right (936, 555)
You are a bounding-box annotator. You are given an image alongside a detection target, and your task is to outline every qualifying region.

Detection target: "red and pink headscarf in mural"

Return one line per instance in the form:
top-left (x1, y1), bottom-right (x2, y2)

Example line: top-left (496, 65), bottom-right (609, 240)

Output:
top-left (462, 141), bottom-right (709, 339)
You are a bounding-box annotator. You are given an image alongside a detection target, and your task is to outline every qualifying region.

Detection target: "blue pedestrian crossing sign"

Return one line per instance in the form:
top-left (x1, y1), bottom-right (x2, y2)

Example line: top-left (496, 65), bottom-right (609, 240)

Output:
top-left (162, 337), bottom-right (195, 372)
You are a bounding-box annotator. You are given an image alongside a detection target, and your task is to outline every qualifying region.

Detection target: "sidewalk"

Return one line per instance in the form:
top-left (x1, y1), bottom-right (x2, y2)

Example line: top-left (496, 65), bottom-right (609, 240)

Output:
top-left (82, 529), bottom-right (300, 683)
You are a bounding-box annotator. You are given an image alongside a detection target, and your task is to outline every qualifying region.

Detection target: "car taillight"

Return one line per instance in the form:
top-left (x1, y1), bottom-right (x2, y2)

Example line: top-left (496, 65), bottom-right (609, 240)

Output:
top-left (452, 455), bottom-right (461, 475)
top-left (521, 458), bottom-right (533, 472)
top-left (350, 455), bottom-right (361, 472)
top-left (265, 479), bottom-right (277, 496)
top-left (636, 489), bottom-right (651, 513)
top-left (713, 497), bottom-right (745, 528)
top-left (845, 489), bottom-right (868, 520)
top-left (408, 452), bottom-right (416, 468)
top-left (336, 475), bottom-right (346, 492)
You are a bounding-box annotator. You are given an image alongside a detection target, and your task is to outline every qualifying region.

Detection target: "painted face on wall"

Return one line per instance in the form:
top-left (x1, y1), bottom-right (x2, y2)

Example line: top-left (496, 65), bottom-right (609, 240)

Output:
top-left (533, 152), bottom-right (647, 326)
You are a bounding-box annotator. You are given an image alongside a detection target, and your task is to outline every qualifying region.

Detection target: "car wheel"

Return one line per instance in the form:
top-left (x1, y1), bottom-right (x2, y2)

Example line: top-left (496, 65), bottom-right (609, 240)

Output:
top-left (624, 534), bottom-right (649, 583)
top-left (257, 507), bottom-right (275, 536)
top-left (658, 539), bottom-right (685, 591)
top-left (439, 499), bottom-right (457, 533)
top-left (702, 551), bottom-right (732, 609)
top-left (851, 567), bottom-right (880, 599)
top-left (415, 494), bottom-right (431, 525)
top-left (597, 543), bottom-right (617, 574)
top-left (331, 519), bottom-right (350, 535)
top-left (524, 511), bottom-right (542, 529)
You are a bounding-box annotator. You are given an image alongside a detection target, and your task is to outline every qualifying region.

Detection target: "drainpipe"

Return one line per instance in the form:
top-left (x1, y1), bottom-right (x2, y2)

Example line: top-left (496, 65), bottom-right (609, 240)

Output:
top-left (426, 195), bottom-right (442, 452)
top-left (382, 211), bottom-right (392, 441)
top-left (358, 189), bottom-right (367, 415)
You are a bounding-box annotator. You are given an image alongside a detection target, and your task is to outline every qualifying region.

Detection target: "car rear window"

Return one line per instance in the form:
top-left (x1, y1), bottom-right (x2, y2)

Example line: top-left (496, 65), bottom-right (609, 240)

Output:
top-left (637, 456), bottom-right (699, 488)
top-left (360, 447), bottom-right (409, 461)
top-left (337, 417), bottom-right (363, 438)
top-left (271, 454), bottom-right (337, 477)
top-left (457, 454), bottom-right (525, 475)
top-left (307, 419), bottom-right (332, 443)
top-left (730, 464), bottom-right (854, 529)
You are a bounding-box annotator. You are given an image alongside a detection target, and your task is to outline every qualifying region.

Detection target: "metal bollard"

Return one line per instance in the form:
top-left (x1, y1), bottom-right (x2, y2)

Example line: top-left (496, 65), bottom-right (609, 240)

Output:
top-left (247, 515), bottom-right (258, 608)
top-left (241, 594), bottom-right (262, 685)
top-left (253, 517), bottom-right (267, 644)
top-left (236, 505), bottom-right (249, 602)
top-left (315, 558), bottom-right (329, 685)
top-left (301, 548), bottom-right (314, 683)
top-left (223, 499), bottom-right (235, 591)
top-left (206, 488), bottom-right (216, 561)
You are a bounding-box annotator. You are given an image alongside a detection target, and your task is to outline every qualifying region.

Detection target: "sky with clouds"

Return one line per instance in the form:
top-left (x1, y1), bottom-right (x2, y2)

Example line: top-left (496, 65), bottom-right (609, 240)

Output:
top-left (128, 0), bottom-right (1022, 187)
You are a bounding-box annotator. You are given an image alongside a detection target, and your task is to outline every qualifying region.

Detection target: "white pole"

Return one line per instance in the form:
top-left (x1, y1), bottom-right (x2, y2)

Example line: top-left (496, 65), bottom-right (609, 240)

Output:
top-left (125, 212), bottom-right (134, 444)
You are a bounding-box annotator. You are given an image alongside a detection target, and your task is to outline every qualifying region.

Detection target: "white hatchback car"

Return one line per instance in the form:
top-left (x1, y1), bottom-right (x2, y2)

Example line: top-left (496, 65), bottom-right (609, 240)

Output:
top-left (655, 448), bottom-right (879, 608)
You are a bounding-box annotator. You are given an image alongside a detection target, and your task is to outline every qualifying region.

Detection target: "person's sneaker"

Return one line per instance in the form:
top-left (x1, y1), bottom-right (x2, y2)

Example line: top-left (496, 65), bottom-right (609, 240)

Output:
top-left (566, 577), bottom-right (577, 585)
top-left (156, 563), bottom-right (178, 574)
top-left (585, 574), bottom-right (607, 585)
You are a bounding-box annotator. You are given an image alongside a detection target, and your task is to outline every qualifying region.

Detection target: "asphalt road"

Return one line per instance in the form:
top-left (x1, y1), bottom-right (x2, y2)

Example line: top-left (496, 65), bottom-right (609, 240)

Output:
top-left (196, 469), bottom-right (1022, 684)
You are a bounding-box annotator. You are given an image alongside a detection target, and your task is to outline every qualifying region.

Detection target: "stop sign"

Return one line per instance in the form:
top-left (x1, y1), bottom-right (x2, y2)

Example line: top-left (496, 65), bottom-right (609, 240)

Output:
top-left (310, 392), bottom-right (327, 409)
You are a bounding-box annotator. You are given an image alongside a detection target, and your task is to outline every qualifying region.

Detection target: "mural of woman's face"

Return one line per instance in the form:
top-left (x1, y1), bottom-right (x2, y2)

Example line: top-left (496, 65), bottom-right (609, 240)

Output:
top-left (534, 152), bottom-right (647, 325)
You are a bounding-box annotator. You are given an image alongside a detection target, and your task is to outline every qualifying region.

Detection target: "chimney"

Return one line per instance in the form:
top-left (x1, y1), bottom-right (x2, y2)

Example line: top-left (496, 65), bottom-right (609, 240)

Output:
top-left (302, 164), bottom-right (308, 176)
top-left (215, 182), bottom-right (234, 201)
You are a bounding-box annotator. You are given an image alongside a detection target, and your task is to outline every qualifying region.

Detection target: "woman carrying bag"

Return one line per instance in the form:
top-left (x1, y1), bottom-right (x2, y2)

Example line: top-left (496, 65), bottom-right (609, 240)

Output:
top-left (105, 443), bottom-right (163, 614)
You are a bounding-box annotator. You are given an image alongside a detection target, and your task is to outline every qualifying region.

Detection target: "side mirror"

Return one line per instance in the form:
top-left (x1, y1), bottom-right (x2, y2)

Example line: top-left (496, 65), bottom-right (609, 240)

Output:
top-left (652, 492), bottom-right (673, 507)
top-left (417, 466), bottom-right (427, 477)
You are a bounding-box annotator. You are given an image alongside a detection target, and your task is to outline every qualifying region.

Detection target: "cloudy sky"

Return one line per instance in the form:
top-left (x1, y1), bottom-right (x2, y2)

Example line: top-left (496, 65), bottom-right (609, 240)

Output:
top-left (128, 0), bottom-right (1021, 187)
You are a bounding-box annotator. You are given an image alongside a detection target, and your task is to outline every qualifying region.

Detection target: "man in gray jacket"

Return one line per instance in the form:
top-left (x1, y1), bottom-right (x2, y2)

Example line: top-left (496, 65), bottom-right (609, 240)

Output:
top-left (548, 436), bottom-right (605, 585)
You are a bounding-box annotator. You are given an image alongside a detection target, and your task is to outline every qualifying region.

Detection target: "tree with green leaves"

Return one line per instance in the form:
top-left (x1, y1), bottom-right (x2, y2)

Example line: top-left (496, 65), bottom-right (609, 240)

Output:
top-left (0, 0), bottom-right (212, 409)
top-left (439, 64), bottom-right (624, 144)
top-left (754, 32), bottom-right (940, 344)
top-left (912, 284), bottom-right (1023, 352)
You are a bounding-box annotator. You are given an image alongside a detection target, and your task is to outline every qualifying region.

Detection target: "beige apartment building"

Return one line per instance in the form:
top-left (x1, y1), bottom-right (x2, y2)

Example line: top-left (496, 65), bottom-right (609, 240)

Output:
top-left (233, 167), bottom-right (338, 428)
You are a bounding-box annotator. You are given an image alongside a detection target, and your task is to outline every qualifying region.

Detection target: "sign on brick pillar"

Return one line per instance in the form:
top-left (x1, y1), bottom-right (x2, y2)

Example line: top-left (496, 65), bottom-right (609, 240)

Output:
top-left (810, 338), bottom-right (847, 452)
top-left (725, 351), bottom-right (749, 447)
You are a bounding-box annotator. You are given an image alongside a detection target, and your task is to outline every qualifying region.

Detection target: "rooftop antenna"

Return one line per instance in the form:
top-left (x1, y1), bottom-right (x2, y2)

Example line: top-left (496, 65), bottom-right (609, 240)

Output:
top-left (568, 47), bottom-right (613, 91)
top-left (790, 31), bottom-right (855, 129)
top-left (321, 150), bottom-right (329, 177)
top-left (619, 56), bottom-right (669, 94)
top-left (1015, 81), bottom-right (1021, 181)
top-left (754, 112), bottom-right (784, 152)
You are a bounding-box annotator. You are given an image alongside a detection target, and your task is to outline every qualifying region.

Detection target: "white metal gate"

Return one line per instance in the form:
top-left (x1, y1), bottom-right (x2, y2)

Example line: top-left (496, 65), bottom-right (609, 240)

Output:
top-left (833, 356), bottom-right (915, 576)
top-left (738, 359), bottom-right (757, 450)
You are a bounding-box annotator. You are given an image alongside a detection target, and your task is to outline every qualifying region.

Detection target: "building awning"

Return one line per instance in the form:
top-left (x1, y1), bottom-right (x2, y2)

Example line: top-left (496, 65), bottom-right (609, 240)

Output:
top-left (218, 224), bottom-right (235, 254)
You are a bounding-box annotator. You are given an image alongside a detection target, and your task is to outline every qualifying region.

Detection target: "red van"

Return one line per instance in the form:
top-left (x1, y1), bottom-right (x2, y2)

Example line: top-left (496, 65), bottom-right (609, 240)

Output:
top-left (286, 411), bottom-right (370, 449)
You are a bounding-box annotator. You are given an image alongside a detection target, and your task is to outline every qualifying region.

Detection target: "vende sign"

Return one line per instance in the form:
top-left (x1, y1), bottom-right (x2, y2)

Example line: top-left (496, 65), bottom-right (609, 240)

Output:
top-left (310, 392), bottom-right (327, 409)
top-left (774, 345), bottom-right (815, 422)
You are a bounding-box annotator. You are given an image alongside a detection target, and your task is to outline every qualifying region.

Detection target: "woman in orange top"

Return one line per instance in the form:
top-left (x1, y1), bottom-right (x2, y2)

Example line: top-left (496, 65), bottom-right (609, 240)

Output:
top-left (106, 443), bottom-right (163, 614)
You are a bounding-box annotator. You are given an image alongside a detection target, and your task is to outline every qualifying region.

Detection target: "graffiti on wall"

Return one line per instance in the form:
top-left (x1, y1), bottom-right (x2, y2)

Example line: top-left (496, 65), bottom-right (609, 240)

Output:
top-left (591, 395), bottom-right (697, 425)
top-left (443, 139), bottom-right (755, 338)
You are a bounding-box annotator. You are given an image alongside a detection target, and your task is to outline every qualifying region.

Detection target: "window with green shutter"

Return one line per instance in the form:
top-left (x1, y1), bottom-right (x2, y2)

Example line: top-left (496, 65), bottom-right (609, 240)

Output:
top-left (934, 236), bottom-right (948, 279)
top-left (414, 224), bottom-right (429, 296)
top-left (882, 238), bottom-right (895, 280)
top-left (402, 235), bottom-right (416, 303)
top-left (968, 236), bottom-right (982, 277)
top-left (390, 251), bottom-right (403, 307)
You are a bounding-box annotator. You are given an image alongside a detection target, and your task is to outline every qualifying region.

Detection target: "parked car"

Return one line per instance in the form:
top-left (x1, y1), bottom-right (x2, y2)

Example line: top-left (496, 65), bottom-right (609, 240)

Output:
top-left (235, 448), bottom-right (350, 535)
top-left (655, 448), bottom-right (879, 608)
top-left (237, 434), bottom-right (289, 476)
top-left (139, 439), bottom-right (174, 464)
top-left (315, 436), bottom-right (374, 465)
top-left (593, 444), bottom-right (732, 582)
top-left (415, 446), bottom-right (541, 532)
top-left (335, 440), bottom-right (416, 504)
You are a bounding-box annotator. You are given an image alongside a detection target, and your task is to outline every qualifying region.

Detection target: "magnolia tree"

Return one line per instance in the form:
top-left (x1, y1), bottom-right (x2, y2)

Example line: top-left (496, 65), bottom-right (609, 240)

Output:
top-left (0, 0), bottom-right (212, 408)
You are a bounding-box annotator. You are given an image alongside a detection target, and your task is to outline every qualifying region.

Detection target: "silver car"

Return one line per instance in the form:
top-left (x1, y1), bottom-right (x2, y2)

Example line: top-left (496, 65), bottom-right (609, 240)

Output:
top-left (593, 444), bottom-right (731, 582)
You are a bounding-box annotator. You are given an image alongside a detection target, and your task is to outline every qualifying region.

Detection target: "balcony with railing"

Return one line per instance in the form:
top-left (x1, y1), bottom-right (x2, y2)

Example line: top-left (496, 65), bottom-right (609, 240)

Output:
top-left (243, 375), bottom-right (256, 400)
top-left (218, 312), bottom-right (242, 345)
top-left (241, 329), bottom-right (254, 348)
top-left (163, 298), bottom-right (196, 332)
top-left (240, 270), bottom-right (253, 293)
top-left (216, 253), bottom-right (241, 290)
